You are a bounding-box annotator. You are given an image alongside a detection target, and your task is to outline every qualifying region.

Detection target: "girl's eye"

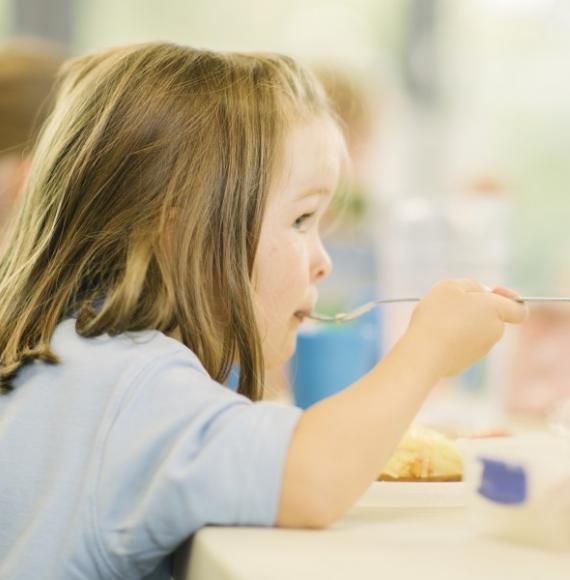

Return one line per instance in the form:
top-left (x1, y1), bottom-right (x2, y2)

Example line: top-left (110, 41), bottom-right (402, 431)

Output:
top-left (293, 213), bottom-right (315, 230)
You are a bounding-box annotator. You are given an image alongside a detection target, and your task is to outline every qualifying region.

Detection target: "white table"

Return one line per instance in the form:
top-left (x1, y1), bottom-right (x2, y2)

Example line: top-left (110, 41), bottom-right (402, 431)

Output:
top-left (175, 482), bottom-right (570, 580)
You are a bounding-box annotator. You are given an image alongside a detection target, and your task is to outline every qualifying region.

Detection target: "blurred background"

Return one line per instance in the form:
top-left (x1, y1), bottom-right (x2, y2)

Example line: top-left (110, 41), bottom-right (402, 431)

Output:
top-left (2, 0), bottom-right (570, 428)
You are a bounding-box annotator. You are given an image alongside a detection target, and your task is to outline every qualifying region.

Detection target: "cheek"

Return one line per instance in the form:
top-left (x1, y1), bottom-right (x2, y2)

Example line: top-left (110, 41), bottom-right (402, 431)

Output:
top-left (255, 235), bottom-right (307, 312)
top-left (253, 230), bottom-right (309, 366)
top-left (266, 238), bottom-right (306, 296)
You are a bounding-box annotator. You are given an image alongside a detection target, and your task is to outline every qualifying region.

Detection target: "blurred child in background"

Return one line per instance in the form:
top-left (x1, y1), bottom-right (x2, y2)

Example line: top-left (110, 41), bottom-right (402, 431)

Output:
top-left (0, 39), bottom-right (66, 237)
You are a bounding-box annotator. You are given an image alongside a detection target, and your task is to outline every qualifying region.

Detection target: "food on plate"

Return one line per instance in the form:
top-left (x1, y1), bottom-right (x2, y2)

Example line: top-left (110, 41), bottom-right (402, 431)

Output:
top-left (379, 425), bottom-right (463, 482)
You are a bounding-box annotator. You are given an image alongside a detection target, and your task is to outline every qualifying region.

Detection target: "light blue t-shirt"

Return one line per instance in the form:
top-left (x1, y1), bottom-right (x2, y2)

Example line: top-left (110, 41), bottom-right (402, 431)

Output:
top-left (0, 319), bottom-right (302, 580)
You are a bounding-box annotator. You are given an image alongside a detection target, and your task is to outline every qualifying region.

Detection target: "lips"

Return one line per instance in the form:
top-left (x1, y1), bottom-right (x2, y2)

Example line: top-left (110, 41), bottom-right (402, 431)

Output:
top-left (294, 292), bottom-right (318, 322)
top-left (294, 304), bottom-right (315, 321)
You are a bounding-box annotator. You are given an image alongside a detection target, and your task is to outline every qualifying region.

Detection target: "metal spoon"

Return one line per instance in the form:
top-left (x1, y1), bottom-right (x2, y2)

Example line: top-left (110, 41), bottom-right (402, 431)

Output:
top-left (302, 296), bottom-right (570, 324)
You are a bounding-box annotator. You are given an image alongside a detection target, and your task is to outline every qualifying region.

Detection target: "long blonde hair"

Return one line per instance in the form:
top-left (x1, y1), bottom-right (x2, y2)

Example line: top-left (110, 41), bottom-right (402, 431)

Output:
top-left (0, 43), bottom-right (332, 399)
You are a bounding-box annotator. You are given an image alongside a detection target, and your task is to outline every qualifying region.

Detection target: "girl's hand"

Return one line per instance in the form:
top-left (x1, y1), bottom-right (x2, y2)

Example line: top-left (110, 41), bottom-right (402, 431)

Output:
top-left (408, 279), bottom-right (528, 377)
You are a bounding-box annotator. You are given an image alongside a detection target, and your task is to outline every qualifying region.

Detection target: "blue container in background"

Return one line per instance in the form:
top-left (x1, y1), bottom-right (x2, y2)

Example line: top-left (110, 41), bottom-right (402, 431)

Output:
top-left (289, 310), bottom-right (381, 409)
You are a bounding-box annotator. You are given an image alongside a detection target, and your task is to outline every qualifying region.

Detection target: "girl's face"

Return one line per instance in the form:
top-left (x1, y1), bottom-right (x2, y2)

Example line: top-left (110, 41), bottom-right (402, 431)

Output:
top-left (253, 116), bottom-right (342, 368)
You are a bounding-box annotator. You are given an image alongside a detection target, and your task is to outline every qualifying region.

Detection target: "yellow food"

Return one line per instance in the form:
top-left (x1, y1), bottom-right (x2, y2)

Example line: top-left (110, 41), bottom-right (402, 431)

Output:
top-left (379, 425), bottom-right (462, 482)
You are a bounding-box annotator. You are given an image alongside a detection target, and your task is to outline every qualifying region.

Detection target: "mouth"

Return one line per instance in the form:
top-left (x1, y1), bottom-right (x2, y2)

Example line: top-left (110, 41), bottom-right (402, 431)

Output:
top-left (294, 294), bottom-right (318, 323)
top-left (294, 307), bottom-right (313, 322)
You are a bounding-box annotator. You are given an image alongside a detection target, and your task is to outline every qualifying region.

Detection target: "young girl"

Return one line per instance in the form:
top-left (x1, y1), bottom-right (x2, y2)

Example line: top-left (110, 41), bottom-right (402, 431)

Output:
top-left (0, 43), bottom-right (527, 580)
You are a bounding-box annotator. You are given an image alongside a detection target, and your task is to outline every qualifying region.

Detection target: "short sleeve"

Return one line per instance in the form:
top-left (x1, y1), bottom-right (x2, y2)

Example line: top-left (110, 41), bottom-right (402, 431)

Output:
top-left (92, 352), bottom-right (302, 579)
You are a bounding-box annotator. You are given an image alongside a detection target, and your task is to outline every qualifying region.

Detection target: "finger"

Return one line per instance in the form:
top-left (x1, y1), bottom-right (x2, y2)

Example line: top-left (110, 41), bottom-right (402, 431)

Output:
top-left (492, 286), bottom-right (521, 300)
top-left (453, 278), bottom-right (488, 293)
top-left (486, 293), bottom-right (528, 324)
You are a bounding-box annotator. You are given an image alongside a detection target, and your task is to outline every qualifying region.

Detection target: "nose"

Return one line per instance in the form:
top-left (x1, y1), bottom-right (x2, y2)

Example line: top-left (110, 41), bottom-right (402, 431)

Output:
top-left (312, 237), bottom-right (332, 283)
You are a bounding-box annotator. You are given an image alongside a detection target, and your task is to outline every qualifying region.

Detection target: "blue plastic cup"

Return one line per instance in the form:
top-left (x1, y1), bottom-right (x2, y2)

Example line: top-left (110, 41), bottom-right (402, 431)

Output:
top-left (289, 318), bottom-right (380, 409)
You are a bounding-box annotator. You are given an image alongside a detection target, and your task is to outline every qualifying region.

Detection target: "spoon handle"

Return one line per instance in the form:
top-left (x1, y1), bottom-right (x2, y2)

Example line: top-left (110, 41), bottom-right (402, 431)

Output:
top-left (515, 297), bottom-right (570, 302)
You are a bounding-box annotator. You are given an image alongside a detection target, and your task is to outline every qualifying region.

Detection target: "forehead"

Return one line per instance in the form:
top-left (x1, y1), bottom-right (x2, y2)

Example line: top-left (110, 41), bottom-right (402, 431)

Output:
top-left (271, 116), bottom-right (345, 199)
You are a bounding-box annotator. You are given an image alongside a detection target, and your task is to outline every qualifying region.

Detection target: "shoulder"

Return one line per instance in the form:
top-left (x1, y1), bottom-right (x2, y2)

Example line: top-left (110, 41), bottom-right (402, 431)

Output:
top-left (51, 318), bottom-right (208, 381)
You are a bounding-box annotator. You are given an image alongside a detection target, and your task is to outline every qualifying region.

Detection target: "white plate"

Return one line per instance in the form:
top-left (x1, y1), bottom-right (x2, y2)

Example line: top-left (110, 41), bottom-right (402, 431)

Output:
top-left (355, 481), bottom-right (466, 508)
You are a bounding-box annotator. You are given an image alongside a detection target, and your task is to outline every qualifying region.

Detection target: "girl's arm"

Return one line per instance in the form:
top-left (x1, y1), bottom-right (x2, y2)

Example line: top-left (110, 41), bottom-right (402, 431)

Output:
top-left (276, 280), bottom-right (527, 528)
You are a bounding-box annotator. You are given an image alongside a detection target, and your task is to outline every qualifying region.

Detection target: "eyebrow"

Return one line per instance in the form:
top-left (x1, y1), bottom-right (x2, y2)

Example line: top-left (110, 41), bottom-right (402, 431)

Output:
top-left (295, 187), bottom-right (332, 200)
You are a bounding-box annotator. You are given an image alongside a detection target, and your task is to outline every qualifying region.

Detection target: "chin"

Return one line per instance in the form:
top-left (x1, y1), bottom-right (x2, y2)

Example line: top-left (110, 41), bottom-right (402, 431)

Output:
top-left (282, 342), bottom-right (297, 365)
top-left (284, 330), bottom-right (298, 360)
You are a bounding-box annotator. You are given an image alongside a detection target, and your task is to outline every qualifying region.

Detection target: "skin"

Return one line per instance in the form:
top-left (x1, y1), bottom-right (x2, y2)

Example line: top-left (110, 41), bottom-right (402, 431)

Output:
top-left (0, 154), bottom-right (29, 230)
top-left (252, 116), bottom-right (341, 368)
top-left (251, 117), bottom-right (529, 529)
